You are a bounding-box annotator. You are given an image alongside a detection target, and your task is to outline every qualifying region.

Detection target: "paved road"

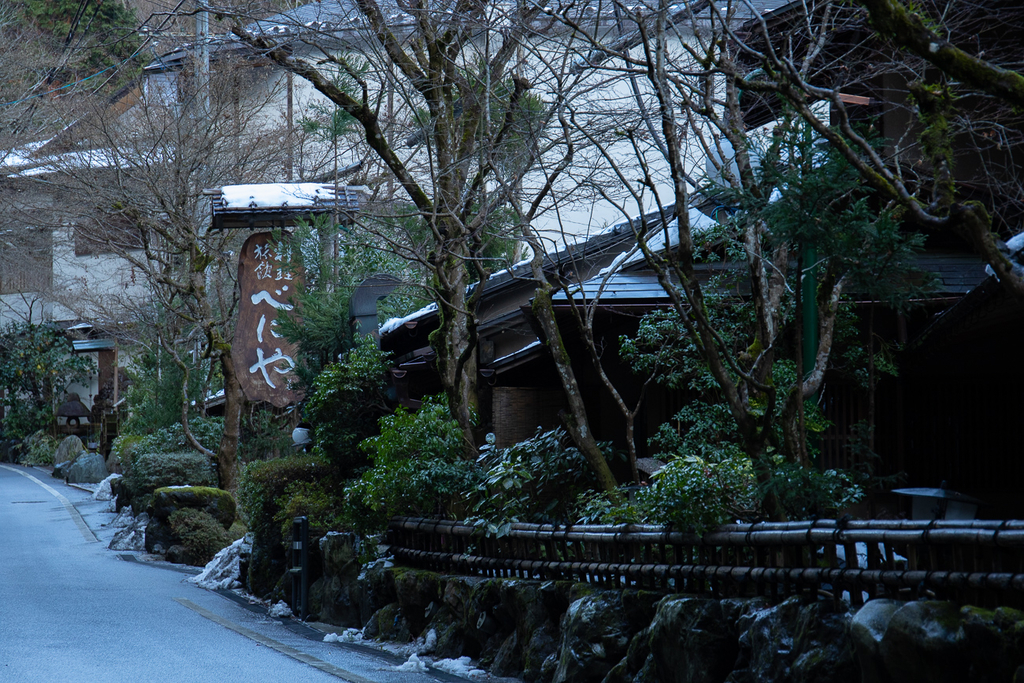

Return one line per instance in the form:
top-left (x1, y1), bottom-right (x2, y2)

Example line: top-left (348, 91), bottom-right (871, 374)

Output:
top-left (0, 464), bottom-right (461, 683)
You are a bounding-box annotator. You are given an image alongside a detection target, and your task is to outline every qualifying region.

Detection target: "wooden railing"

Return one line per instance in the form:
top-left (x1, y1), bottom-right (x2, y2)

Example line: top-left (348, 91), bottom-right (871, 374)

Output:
top-left (387, 517), bottom-right (1024, 607)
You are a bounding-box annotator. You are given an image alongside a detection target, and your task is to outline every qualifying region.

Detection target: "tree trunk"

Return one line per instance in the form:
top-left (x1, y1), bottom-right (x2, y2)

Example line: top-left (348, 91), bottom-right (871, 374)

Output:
top-left (531, 288), bottom-right (618, 492)
top-left (217, 352), bottom-right (243, 492)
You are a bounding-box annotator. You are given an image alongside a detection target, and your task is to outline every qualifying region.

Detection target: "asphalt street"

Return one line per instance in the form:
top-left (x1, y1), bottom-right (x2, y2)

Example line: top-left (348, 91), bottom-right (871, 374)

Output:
top-left (0, 464), bottom-right (466, 683)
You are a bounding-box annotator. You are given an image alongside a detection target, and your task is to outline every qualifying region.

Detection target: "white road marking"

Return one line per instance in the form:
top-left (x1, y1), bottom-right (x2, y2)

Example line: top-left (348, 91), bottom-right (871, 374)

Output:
top-left (0, 464), bottom-right (99, 543)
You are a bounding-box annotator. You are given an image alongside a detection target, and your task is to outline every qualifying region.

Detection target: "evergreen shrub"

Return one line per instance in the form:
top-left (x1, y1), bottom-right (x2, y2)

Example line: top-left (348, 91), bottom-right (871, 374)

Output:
top-left (168, 508), bottom-right (233, 566)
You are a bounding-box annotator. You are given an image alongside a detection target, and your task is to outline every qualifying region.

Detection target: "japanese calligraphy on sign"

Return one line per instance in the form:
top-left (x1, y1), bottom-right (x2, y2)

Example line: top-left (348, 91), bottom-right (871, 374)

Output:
top-left (234, 232), bottom-right (304, 407)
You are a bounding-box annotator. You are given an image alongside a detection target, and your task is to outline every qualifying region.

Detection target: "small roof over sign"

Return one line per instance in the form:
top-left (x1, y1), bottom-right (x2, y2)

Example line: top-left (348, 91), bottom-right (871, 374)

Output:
top-left (209, 183), bottom-right (367, 230)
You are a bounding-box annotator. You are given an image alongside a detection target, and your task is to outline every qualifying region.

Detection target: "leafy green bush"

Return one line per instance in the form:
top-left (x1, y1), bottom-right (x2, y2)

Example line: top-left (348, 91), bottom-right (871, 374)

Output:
top-left (358, 394), bottom-right (463, 462)
top-left (122, 344), bottom-right (211, 435)
top-left (274, 479), bottom-right (346, 541)
top-left (121, 451), bottom-right (217, 510)
top-left (474, 428), bottom-right (609, 528)
top-left (238, 455), bottom-right (338, 597)
top-left (20, 431), bottom-right (58, 466)
top-left (572, 455), bottom-right (757, 532)
top-left (237, 408), bottom-right (293, 464)
top-left (0, 323), bottom-right (94, 438)
top-left (638, 455), bottom-right (760, 532)
top-left (759, 456), bottom-right (865, 520)
top-left (238, 456), bottom-right (338, 541)
top-left (346, 458), bottom-right (481, 535)
top-left (109, 435), bottom-right (143, 473)
top-left (346, 396), bottom-right (479, 534)
top-left (131, 417), bottom-right (224, 457)
top-left (304, 337), bottom-right (391, 473)
top-left (168, 508), bottom-right (233, 566)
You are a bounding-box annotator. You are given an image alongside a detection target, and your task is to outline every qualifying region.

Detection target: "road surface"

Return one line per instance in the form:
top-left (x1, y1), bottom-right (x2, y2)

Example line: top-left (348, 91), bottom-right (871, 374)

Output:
top-left (0, 463), bottom-right (464, 683)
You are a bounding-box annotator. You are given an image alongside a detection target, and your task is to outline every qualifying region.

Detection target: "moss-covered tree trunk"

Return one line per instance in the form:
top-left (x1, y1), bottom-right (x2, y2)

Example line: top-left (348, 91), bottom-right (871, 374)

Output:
top-left (217, 351), bottom-right (243, 492)
top-left (531, 286), bottom-right (618, 493)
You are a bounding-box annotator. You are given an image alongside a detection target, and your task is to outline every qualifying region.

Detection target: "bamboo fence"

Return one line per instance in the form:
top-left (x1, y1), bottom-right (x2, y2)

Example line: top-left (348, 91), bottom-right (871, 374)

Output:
top-left (386, 517), bottom-right (1024, 607)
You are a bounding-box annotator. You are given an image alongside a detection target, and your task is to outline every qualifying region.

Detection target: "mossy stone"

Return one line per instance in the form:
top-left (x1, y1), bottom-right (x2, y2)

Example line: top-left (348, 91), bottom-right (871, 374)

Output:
top-left (151, 486), bottom-right (236, 529)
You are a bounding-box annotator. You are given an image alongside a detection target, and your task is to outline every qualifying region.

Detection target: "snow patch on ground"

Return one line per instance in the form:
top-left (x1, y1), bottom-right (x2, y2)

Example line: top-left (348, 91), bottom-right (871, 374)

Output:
top-left (323, 628), bottom-right (364, 643)
top-left (268, 601), bottom-right (294, 618)
top-left (432, 656), bottom-right (488, 678)
top-left (107, 511), bottom-right (149, 552)
top-left (418, 628), bottom-right (438, 654)
top-left (187, 537), bottom-right (249, 590)
top-left (108, 506), bottom-right (136, 528)
top-left (92, 473), bottom-right (122, 501)
top-left (394, 653), bottom-right (429, 673)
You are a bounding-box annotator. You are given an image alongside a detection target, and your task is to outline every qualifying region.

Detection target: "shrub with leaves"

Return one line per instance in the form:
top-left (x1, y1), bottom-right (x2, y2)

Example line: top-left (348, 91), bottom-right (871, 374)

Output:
top-left (303, 337), bottom-right (391, 473)
top-left (122, 343), bottom-right (211, 436)
top-left (347, 396), bottom-right (479, 533)
top-left (238, 455), bottom-right (338, 597)
top-left (758, 455), bottom-right (865, 520)
top-left (109, 435), bottom-right (143, 473)
top-left (122, 450), bottom-right (217, 501)
top-left (0, 322), bottom-right (94, 438)
top-left (129, 417), bottom-right (224, 458)
top-left (473, 428), bottom-right (611, 529)
top-left (274, 479), bottom-right (347, 541)
top-left (238, 456), bottom-right (338, 543)
top-left (20, 431), bottom-right (58, 466)
top-left (635, 454), bottom-right (760, 532)
top-left (237, 408), bottom-right (293, 464)
top-left (168, 508), bottom-right (233, 566)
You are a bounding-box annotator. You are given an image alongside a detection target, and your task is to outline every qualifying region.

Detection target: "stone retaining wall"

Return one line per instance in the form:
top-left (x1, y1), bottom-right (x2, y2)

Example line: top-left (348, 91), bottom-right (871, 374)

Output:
top-left (310, 533), bottom-right (1024, 683)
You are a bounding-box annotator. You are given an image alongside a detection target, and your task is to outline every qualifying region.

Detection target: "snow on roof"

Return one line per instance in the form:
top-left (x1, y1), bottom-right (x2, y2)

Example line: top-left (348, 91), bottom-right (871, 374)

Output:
top-left (490, 339), bottom-right (543, 366)
top-left (219, 183), bottom-right (343, 209)
top-left (2, 140), bottom-right (51, 169)
top-left (379, 302), bottom-right (438, 336)
top-left (4, 147), bottom-right (114, 178)
top-left (599, 206), bottom-right (716, 276)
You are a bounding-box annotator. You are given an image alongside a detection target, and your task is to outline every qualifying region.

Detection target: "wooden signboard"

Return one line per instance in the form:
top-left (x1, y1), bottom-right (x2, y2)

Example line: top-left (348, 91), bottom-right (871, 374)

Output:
top-left (234, 232), bottom-right (303, 407)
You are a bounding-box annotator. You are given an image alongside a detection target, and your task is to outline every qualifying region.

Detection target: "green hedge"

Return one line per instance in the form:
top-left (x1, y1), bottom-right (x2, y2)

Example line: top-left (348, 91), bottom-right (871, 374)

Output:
top-left (238, 455), bottom-right (338, 598)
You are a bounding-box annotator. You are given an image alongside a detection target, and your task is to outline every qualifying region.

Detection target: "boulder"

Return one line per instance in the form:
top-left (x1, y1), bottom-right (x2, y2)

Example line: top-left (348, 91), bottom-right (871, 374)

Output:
top-left (392, 568), bottom-right (441, 634)
top-left (67, 451), bottom-right (109, 484)
top-left (54, 435), bottom-right (84, 465)
top-left (552, 590), bottom-right (632, 683)
top-left (790, 600), bottom-right (859, 683)
top-left (315, 533), bottom-right (365, 628)
top-left (422, 606), bottom-right (468, 660)
top-left (850, 599), bottom-right (902, 683)
top-left (145, 516), bottom-right (179, 555)
top-left (646, 596), bottom-right (743, 683)
top-left (149, 486), bottom-right (236, 529)
top-left (509, 581), bottom-right (570, 682)
top-left (735, 597), bottom-right (803, 682)
top-left (879, 601), bottom-right (967, 683)
top-left (52, 461), bottom-right (71, 479)
top-left (165, 545), bottom-right (189, 564)
top-left (960, 605), bottom-right (1024, 682)
top-left (363, 602), bottom-right (413, 642)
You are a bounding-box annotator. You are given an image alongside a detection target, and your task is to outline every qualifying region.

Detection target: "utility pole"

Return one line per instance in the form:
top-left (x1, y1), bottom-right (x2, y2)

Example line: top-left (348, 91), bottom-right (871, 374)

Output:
top-left (196, 2), bottom-right (210, 117)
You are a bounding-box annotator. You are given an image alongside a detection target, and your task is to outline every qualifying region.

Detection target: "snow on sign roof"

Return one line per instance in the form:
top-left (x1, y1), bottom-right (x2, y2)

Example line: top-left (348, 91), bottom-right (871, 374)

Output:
top-left (211, 183), bottom-right (367, 230)
top-left (220, 183), bottom-right (340, 209)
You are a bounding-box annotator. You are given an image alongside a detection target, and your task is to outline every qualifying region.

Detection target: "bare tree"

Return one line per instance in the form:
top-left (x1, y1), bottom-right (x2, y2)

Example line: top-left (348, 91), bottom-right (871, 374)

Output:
top-left (220, 0), bottom-right (623, 488)
top-left (537, 0), bottom-right (944, 516)
top-left (31, 54), bottom-right (292, 489)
